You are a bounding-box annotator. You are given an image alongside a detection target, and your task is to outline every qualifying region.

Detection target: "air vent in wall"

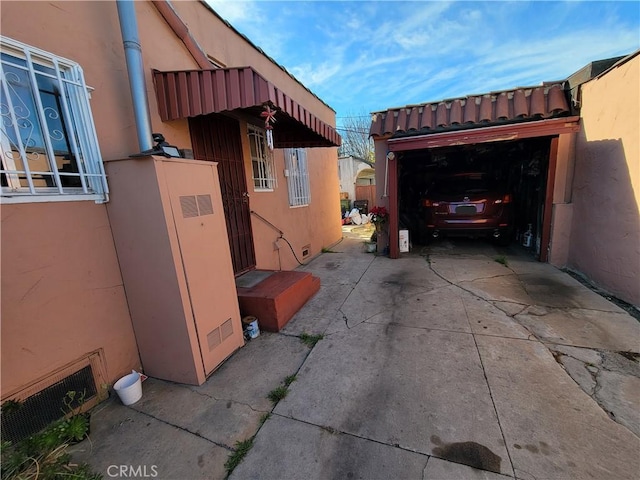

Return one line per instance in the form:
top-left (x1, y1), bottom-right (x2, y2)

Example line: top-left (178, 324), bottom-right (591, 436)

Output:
top-left (180, 194), bottom-right (214, 218)
top-left (302, 244), bottom-right (311, 258)
top-left (197, 195), bottom-right (213, 215)
top-left (180, 196), bottom-right (199, 218)
top-left (207, 318), bottom-right (234, 351)
top-left (220, 318), bottom-right (233, 341)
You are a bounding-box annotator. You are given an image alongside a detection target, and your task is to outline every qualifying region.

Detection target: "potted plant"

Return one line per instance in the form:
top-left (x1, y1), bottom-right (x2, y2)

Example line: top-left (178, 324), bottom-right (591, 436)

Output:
top-left (370, 206), bottom-right (388, 238)
top-left (364, 206), bottom-right (389, 252)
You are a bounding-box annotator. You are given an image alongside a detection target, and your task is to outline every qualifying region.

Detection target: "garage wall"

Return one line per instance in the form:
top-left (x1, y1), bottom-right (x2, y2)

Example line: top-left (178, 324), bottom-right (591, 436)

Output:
top-left (569, 54), bottom-right (640, 306)
top-left (549, 133), bottom-right (576, 266)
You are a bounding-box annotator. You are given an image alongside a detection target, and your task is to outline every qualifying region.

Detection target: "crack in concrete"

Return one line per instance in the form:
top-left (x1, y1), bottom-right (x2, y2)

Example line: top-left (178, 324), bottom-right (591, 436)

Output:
top-left (267, 410), bottom-right (503, 475)
top-left (514, 466), bottom-right (540, 480)
top-left (548, 346), bottom-right (640, 436)
top-left (211, 396), bottom-right (268, 414)
top-left (427, 252), bottom-right (640, 471)
top-left (130, 407), bottom-right (235, 452)
top-left (456, 272), bottom-right (518, 283)
top-left (185, 386), bottom-right (269, 414)
top-left (460, 292), bottom-right (517, 478)
top-left (515, 304), bottom-right (630, 316)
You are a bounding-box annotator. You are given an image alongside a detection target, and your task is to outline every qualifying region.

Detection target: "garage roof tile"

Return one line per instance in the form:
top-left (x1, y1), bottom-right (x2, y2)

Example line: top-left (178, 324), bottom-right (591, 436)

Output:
top-left (370, 83), bottom-right (571, 138)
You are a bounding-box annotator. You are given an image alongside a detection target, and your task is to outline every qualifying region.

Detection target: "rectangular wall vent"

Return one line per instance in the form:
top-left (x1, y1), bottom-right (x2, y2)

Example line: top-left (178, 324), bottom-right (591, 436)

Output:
top-left (180, 194), bottom-right (214, 218)
top-left (207, 318), bottom-right (234, 351)
top-left (197, 195), bottom-right (214, 215)
top-left (302, 244), bottom-right (311, 258)
top-left (207, 327), bottom-right (222, 351)
top-left (180, 196), bottom-right (199, 218)
top-left (220, 318), bottom-right (233, 341)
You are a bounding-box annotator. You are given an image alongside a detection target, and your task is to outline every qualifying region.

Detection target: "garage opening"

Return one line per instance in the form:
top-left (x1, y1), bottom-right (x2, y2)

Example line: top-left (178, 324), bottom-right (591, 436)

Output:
top-left (398, 136), bottom-right (553, 257)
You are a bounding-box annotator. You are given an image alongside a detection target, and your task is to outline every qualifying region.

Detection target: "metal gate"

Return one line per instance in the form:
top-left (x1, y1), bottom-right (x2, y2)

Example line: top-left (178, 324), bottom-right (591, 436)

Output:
top-left (189, 114), bottom-right (256, 275)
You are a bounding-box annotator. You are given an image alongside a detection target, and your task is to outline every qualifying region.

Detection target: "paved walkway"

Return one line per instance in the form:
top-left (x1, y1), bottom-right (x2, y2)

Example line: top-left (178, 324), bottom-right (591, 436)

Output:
top-left (72, 226), bottom-right (640, 479)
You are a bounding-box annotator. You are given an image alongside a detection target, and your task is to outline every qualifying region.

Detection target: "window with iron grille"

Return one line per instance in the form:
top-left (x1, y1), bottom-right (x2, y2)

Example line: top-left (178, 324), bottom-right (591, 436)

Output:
top-left (284, 148), bottom-right (310, 207)
top-left (248, 125), bottom-right (276, 191)
top-left (0, 36), bottom-right (108, 203)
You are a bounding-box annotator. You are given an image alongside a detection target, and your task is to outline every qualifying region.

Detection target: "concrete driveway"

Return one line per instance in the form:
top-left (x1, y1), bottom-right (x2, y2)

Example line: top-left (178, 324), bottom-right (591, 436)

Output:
top-left (73, 226), bottom-right (640, 480)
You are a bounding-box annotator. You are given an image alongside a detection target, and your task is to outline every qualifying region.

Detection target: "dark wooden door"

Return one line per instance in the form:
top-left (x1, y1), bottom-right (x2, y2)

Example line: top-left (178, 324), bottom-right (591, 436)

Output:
top-left (190, 114), bottom-right (256, 275)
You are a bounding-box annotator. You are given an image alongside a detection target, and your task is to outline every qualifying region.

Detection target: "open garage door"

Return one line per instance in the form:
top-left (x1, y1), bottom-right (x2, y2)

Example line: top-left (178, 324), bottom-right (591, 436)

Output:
top-left (398, 137), bottom-right (554, 258)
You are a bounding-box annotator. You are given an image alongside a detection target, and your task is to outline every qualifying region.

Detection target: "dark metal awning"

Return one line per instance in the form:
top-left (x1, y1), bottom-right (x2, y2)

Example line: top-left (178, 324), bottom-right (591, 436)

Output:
top-left (153, 67), bottom-right (341, 148)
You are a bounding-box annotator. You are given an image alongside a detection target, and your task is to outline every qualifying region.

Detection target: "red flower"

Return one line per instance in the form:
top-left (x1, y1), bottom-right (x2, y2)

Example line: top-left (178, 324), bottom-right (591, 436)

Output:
top-left (370, 206), bottom-right (388, 225)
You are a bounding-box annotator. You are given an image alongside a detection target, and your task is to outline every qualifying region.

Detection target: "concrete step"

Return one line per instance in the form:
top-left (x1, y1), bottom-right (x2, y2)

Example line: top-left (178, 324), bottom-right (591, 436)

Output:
top-left (236, 270), bottom-right (320, 332)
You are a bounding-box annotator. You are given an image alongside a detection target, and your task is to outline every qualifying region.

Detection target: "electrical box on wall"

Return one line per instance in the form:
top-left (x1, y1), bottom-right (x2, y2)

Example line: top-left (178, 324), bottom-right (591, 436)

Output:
top-left (106, 157), bottom-right (244, 385)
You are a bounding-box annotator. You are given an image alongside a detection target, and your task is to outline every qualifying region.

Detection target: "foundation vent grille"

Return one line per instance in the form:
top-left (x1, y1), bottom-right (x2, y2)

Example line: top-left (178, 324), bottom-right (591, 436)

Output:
top-left (1, 365), bottom-right (98, 443)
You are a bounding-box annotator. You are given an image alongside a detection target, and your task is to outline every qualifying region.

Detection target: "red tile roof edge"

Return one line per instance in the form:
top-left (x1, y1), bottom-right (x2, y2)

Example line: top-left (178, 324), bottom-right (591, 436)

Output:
top-left (370, 83), bottom-right (571, 138)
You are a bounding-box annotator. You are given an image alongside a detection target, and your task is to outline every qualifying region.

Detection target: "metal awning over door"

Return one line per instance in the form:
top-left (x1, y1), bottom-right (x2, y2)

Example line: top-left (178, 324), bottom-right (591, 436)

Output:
top-left (153, 67), bottom-right (341, 148)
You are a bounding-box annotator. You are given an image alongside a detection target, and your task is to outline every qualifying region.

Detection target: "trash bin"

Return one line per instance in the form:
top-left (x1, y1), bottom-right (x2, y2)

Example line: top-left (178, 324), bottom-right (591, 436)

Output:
top-left (353, 200), bottom-right (368, 214)
top-left (340, 199), bottom-right (351, 215)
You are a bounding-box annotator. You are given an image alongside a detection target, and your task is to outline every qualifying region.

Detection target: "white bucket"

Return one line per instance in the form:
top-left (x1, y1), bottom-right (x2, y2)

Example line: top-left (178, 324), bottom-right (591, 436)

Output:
top-left (113, 371), bottom-right (142, 406)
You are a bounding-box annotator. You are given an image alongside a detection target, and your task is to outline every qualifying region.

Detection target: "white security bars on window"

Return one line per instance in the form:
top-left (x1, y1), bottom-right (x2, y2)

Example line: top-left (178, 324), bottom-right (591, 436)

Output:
top-left (284, 148), bottom-right (310, 207)
top-left (0, 36), bottom-right (108, 203)
top-left (248, 125), bottom-right (276, 190)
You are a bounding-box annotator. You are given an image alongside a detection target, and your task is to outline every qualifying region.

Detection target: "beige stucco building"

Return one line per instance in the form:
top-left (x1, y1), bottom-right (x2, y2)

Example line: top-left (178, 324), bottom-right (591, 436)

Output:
top-left (1, 0), bottom-right (341, 427)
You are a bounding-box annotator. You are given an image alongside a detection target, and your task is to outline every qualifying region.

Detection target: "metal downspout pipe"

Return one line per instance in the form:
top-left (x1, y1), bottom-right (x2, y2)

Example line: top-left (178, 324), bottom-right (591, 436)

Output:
top-left (116, 0), bottom-right (153, 152)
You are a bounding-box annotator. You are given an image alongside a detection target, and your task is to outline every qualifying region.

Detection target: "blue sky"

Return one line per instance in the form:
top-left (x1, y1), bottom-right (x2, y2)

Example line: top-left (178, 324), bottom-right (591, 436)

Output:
top-left (205, 1), bottom-right (639, 127)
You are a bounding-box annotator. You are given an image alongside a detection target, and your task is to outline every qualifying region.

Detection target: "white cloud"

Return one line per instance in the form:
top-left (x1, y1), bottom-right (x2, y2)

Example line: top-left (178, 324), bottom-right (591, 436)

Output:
top-left (290, 62), bottom-right (342, 86)
top-left (202, 0), bottom-right (639, 118)
top-left (204, 0), bottom-right (257, 24)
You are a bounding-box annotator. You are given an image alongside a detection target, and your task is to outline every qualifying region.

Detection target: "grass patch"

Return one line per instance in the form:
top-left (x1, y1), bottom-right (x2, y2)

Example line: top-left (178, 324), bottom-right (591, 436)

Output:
top-left (1, 419), bottom-right (98, 480)
top-left (224, 438), bottom-right (254, 476)
top-left (321, 247), bottom-right (338, 253)
top-left (300, 333), bottom-right (324, 348)
top-left (284, 375), bottom-right (297, 387)
top-left (258, 413), bottom-right (271, 427)
top-left (267, 385), bottom-right (289, 404)
top-left (224, 413), bottom-right (273, 476)
top-left (494, 255), bottom-right (508, 266)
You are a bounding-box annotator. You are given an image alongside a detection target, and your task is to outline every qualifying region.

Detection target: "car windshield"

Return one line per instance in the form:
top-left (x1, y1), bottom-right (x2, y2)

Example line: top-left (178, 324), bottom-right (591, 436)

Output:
top-left (432, 174), bottom-right (492, 195)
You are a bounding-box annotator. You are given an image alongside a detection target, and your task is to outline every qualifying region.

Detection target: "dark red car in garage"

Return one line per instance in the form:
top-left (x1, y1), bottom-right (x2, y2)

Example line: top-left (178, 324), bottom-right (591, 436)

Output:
top-left (422, 172), bottom-right (514, 244)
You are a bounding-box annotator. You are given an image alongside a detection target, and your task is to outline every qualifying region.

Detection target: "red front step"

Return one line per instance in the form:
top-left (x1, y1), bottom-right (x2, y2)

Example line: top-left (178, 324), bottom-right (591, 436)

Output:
top-left (236, 271), bottom-right (320, 332)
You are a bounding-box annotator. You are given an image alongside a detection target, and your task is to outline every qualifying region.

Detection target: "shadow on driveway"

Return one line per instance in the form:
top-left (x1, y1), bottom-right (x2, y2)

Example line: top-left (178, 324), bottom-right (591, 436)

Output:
top-left (73, 230), bottom-right (640, 480)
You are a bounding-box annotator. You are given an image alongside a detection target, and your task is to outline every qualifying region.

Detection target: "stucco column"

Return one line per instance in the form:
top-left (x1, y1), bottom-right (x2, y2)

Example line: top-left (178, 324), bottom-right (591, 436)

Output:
top-left (388, 152), bottom-right (399, 258)
top-left (374, 139), bottom-right (391, 253)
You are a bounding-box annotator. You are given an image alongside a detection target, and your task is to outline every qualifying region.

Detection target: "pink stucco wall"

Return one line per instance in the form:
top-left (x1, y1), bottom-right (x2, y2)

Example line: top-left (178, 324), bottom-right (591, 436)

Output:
top-left (239, 124), bottom-right (341, 271)
top-left (1, 202), bottom-right (141, 397)
top-left (1, 1), bottom-right (341, 395)
top-left (568, 54), bottom-right (640, 306)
